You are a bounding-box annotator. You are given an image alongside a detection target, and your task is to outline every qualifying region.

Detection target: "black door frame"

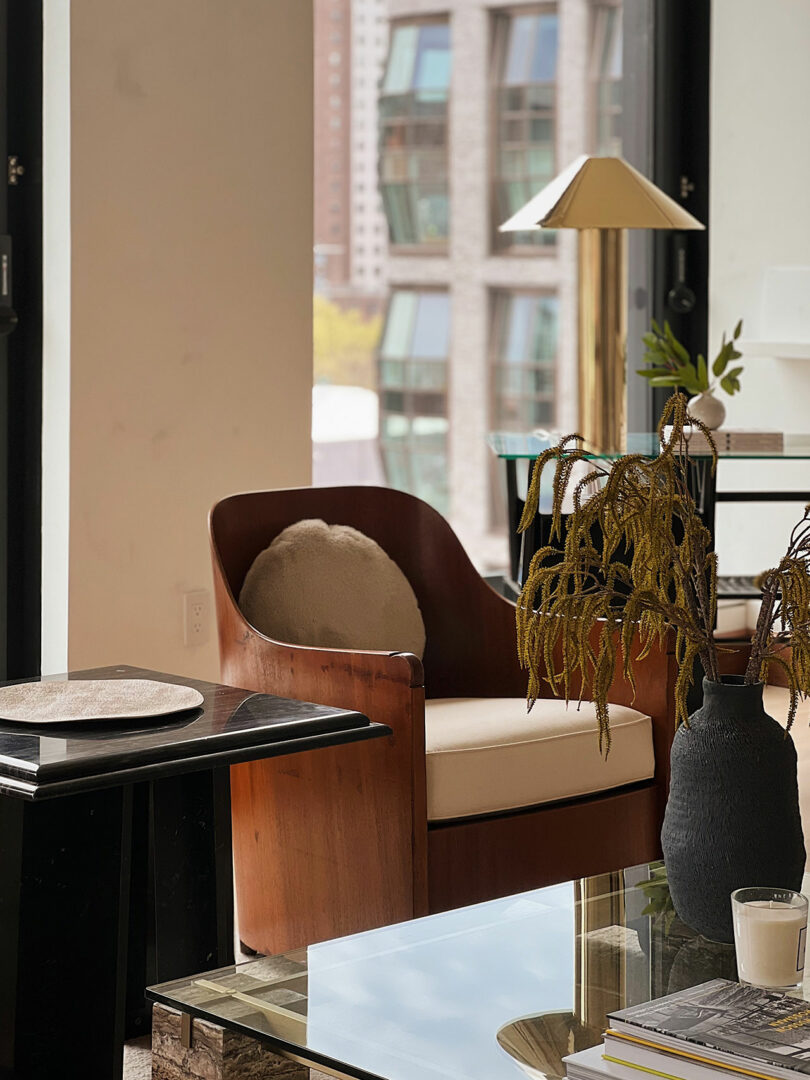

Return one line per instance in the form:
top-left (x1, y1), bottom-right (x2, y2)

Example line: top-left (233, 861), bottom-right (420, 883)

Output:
top-left (651, 0), bottom-right (712, 417)
top-left (4, 0), bottom-right (43, 680)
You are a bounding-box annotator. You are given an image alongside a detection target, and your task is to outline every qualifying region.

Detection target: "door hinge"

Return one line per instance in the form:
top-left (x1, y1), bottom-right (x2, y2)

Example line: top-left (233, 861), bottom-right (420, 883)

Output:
top-left (7, 156), bottom-right (25, 186)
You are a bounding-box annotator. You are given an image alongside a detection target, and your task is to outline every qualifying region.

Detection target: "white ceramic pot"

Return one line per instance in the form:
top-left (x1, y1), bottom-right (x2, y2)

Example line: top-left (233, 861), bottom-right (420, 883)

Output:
top-left (688, 390), bottom-right (726, 430)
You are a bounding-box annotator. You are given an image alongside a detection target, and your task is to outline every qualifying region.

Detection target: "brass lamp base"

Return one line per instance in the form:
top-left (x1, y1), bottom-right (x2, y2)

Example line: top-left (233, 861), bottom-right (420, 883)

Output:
top-left (578, 228), bottom-right (627, 454)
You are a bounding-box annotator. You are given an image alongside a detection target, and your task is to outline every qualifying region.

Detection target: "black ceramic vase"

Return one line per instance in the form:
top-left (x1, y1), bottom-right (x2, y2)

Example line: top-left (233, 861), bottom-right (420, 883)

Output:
top-left (661, 676), bottom-right (806, 944)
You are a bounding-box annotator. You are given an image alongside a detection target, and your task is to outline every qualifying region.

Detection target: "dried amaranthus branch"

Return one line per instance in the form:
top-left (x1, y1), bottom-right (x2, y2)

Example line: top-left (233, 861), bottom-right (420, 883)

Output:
top-left (518, 391), bottom-right (810, 749)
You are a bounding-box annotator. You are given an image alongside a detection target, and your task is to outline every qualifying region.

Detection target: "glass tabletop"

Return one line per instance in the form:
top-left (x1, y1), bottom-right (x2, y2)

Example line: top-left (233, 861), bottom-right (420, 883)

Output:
top-left (488, 432), bottom-right (810, 460)
top-left (148, 863), bottom-right (810, 1080)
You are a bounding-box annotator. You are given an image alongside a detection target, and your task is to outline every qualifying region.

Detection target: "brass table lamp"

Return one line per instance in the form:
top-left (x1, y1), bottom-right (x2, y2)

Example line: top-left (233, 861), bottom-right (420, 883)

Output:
top-left (500, 156), bottom-right (704, 452)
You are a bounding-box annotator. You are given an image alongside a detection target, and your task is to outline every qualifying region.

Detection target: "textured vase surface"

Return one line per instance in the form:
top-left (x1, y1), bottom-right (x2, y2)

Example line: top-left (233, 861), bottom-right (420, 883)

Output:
top-left (687, 390), bottom-right (726, 430)
top-left (661, 677), bottom-right (805, 944)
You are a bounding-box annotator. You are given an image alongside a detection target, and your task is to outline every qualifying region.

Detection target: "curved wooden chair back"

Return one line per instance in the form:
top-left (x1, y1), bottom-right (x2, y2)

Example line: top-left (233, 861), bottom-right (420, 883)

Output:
top-left (210, 485), bottom-right (523, 699)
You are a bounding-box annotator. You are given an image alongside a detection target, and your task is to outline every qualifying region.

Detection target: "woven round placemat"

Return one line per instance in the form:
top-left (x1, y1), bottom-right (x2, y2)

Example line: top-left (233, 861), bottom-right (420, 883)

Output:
top-left (0, 678), bottom-right (204, 724)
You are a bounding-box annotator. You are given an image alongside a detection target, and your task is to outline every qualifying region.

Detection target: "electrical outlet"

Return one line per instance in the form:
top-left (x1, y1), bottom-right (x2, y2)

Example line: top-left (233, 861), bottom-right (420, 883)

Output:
top-left (183, 589), bottom-right (210, 647)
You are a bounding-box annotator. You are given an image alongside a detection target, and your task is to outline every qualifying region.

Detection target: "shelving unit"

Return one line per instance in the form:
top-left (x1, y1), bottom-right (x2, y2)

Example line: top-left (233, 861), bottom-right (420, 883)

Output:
top-left (741, 340), bottom-right (810, 360)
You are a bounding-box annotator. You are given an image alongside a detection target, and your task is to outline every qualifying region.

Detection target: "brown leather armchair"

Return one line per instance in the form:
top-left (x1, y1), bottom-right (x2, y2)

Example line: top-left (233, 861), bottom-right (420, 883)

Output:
top-left (210, 485), bottom-right (678, 955)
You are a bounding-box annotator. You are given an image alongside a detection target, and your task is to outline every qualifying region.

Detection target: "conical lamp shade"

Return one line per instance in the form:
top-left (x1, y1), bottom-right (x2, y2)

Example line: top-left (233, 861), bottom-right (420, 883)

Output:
top-left (500, 155), bottom-right (705, 232)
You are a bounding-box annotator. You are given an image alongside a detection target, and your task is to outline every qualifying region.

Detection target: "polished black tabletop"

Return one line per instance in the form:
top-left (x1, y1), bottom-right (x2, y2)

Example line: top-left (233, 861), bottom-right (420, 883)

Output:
top-left (149, 863), bottom-right (783, 1080)
top-left (0, 664), bottom-right (386, 800)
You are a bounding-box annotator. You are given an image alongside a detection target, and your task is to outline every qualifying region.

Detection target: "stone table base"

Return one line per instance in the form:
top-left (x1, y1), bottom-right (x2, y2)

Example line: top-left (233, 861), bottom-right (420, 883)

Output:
top-left (152, 1004), bottom-right (309, 1080)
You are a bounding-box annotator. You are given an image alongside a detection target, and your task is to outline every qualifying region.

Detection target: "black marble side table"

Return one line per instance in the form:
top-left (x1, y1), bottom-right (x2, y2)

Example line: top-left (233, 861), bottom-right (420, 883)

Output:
top-left (0, 664), bottom-right (388, 1080)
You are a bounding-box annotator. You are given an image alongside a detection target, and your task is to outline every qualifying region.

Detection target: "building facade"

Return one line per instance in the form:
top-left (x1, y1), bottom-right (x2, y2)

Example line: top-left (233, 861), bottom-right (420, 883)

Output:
top-left (314, 0), bottom-right (624, 570)
top-left (376, 0), bottom-right (622, 567)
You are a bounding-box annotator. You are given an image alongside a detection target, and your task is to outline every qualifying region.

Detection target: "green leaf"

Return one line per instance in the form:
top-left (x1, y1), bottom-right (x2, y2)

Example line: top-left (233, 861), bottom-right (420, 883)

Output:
top-left (679, 359), bottom-right (699, 382)
top-left (650, 318), bottom-right (662, 335)
top-left (696, 354), bottom-right (708, 390)
top-left (734, 318), bottom-right (743, 339)
top-left (637, 368), bottom-right (671, 379)
top-left (727, 365), bottom-right (743, 379)
top-left (713, 346), bottom-right (730, 377)
top-left (648, 375), bottom-right (686, 388)
top-left (720, 375), bottom-right (735, 394)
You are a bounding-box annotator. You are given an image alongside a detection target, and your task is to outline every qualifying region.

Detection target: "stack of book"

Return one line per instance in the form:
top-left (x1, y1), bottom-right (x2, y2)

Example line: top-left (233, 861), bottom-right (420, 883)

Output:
top-left (660, 427), bottom-right (785, 454)
top-left (565, 979), bottom-right (810, 1080)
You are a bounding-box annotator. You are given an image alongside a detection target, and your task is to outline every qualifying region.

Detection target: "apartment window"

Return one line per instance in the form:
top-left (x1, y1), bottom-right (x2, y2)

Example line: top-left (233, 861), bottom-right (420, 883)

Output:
top-left (379, 290), bottom-right (450, 513)
top-left (492, 8), bottom-right (558, 251)
top-left (379, 20), bottom-right (451, 249)
top-left (491, 291), bottom-right (558, 429)
top-left (591, 3), bottom-right (622, 155)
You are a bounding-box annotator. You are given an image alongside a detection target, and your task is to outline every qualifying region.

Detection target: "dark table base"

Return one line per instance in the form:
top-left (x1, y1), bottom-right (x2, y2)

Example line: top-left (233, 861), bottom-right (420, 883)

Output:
top-left (0, 770), bottom-right (233, 1079)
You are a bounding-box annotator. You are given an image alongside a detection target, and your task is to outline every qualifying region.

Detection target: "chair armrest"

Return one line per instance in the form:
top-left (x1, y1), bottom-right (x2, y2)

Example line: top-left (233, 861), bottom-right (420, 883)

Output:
top-left (216, 589), bottom-right (424, 710)
top-left (215, 575), bottom-right (430, 919)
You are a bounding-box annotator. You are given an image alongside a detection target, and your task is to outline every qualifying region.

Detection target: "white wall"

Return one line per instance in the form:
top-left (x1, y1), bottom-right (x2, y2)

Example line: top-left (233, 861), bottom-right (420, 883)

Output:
top-left (45, 1), bottom-right (314, 679)
top-left (710, 0), bottom-right (810, 576)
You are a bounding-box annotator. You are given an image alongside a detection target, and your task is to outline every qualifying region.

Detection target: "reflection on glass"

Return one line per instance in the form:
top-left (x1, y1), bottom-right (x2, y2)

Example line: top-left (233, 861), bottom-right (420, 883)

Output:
top-left (591, 4), bottom-right (623, 156)
top-left (492, 292), bottom-right (559, 431)
top-left (379, 290), bottom-right (450, 514)
top-left (380, 21), bottom-right (451, 247)
top-left (495, 12), bottom-right (559, 250)
top-left (151, 865), bottom-right (751, 1080)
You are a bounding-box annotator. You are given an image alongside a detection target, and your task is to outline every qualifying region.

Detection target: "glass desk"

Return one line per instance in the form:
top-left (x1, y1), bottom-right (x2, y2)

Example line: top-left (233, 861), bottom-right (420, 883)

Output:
top-left (487, 433), bottom-right (810, 600)
top-left (147, 863), bottom-right (795, 1080)
top-left (488, 432), bottom-right (810, 460)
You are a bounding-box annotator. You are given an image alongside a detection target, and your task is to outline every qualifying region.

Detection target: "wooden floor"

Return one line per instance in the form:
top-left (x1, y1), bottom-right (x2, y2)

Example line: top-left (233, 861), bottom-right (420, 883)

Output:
top-left (764, 685), bottom-right (810, 858)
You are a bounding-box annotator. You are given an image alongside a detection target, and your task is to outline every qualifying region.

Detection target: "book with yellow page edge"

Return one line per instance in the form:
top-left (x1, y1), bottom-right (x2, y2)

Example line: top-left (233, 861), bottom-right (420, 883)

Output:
top-left (660, 427), bottom-right (784, 454)
top-left (563, 1043), bottom-right (735, 1080)
top-left (603, 979), bottom-right (810, 1080)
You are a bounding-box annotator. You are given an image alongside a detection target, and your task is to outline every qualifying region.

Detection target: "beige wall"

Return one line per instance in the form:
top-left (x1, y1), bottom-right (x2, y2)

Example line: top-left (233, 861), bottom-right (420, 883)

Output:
top-left (65, 0), bottom-right (313, 679)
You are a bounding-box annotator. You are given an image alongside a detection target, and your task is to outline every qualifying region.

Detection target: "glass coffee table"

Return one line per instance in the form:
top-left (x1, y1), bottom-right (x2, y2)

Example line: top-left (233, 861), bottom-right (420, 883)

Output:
top-left (146, 863), bottom-right (789, 1080)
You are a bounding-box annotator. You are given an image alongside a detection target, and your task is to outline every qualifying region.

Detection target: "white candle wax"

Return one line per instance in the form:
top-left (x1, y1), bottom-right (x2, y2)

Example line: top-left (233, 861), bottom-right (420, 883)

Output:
top-left (733, 900), bottom-right (807, 988)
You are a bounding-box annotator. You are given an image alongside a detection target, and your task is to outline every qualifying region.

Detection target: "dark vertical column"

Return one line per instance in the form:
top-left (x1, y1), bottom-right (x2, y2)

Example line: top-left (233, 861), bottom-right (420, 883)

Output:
top-left (0, 794), bottom-right (23, 1072)
top-left (5, 0), bottom-right (43, 680)
top-left (150, 767), bottom-right (234, 983)
top-left (0, 787), bottom-right (133, 1080)
top-left (0, 0), bottom-right (9, 680)
top-left (652, 0), bottom-right (711, 420)
top-left (125, 781), bottom-right (155, 1038)
top-left (505, 459), bottom-right (520, 584)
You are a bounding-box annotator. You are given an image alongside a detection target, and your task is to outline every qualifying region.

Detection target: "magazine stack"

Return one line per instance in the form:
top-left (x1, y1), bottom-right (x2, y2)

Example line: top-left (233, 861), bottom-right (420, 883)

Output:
top-left (565, 979), bottom-right (810, 1080)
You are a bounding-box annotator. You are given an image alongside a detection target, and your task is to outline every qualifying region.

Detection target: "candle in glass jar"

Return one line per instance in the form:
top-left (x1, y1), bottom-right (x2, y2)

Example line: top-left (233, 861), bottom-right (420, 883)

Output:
top-left (732, 888), bottom-right (808, 989)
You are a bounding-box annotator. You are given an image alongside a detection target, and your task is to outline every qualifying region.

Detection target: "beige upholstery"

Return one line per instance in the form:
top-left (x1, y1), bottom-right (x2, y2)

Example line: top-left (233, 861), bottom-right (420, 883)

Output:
top-left (239, 518), bottom-right (426, 657)
top-left (424, 697), bottom-right (655, 821)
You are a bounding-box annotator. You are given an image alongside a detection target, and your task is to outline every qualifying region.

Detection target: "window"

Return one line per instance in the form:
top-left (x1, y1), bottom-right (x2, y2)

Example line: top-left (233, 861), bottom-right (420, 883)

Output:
top-left (379, 21), bottom-right (451, 249)
top-left (491, 292), bottom-right (559, 429)
top-left (492, 8), bottom-right (559, 251)
top-left (379, 290), bottom-right (450, 513)
top-left (590, 3), bottom-right (622, 155)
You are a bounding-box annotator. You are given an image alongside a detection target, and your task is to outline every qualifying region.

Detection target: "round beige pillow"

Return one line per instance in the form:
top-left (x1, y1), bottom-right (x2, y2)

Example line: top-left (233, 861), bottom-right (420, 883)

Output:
top-left (238, 518), bottom-right (426, 658)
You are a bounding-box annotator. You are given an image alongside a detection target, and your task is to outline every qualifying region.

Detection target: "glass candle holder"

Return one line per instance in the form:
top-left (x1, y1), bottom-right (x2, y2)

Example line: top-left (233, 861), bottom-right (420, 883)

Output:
top-left (732, 887), bottom-right (808, 990)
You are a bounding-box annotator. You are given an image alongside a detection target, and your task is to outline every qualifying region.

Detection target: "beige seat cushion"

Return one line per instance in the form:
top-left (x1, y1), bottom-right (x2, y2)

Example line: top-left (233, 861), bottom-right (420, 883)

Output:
top-left (239, 518), bottom-right (426, 657)
top-left (425, 697), bottom-right (655, 821)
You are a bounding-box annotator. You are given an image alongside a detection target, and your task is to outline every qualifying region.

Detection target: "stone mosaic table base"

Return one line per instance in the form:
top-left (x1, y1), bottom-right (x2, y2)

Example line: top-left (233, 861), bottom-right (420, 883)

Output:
top-left (152, 1004), bottom-right (309, 1080)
